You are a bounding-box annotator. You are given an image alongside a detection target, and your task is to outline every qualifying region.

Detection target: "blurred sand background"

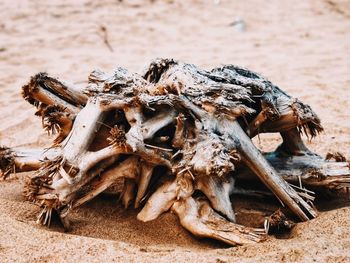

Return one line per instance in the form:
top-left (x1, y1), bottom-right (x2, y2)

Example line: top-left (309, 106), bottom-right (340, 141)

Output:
top-left (0, 0), bottom-right (349, 262)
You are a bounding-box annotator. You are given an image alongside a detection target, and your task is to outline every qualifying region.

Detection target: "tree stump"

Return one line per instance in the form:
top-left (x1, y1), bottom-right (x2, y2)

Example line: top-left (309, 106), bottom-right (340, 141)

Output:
top-left (1, 59), bottom-right (349, 246)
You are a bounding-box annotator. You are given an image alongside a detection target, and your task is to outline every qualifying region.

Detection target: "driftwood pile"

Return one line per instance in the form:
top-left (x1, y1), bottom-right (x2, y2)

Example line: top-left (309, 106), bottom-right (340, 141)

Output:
top-left (1, 59), bottom-right (349, 246)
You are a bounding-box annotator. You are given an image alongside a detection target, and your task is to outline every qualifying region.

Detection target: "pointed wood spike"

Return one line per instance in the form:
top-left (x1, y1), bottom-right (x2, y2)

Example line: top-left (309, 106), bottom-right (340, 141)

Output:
top-left (135, 162), bottom-right (154, 208)
top-left (195, 174), bottom-right (236, 222)
top-left (221, 120), bottom-right (318, 221)
top-left (137, 178), bottom-right (177, 222)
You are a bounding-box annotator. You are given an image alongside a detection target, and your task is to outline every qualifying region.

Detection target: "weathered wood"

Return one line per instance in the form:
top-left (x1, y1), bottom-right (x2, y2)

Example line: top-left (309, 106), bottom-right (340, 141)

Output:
top-left (73, 156), bottom-right (138, 208)
top-left (22, 72), bottom-right (87, 109)
top-left (172, 196), bottom-right (266, 245)
top-left (236, 153), bottom-right (350, 190)
top-left (2, 58), bottom-right (345, 246)
top-left (228, 121), bottom-right (317, 220)
top-left (0, 147), bottom-right (60, 176)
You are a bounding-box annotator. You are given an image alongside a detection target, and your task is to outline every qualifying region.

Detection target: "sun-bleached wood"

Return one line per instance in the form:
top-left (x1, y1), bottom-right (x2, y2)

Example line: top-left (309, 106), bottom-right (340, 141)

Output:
top-left (2, 58), bottom-right (345, 246)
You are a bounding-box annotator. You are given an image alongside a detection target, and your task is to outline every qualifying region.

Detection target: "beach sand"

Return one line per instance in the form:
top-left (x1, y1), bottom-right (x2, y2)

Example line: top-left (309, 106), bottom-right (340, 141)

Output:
top-left (0, 0), bottom-right (349, 262)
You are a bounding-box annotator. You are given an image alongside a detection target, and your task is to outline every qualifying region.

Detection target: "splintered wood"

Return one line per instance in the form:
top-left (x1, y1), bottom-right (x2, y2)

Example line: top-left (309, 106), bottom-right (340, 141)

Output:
top-left (1, 59), bottom-right (349, 246)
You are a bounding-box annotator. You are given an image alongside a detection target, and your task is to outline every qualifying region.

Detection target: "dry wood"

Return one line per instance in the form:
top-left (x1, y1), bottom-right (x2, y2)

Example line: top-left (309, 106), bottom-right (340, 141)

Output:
top-left (1, 58), bottom-right (347, 246)
top-left (236, 153), bottom-right (350, 190)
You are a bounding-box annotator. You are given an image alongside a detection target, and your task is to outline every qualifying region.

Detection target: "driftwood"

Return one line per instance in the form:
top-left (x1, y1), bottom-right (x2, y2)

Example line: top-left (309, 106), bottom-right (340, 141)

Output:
top-left (1, 58), bottom-right (349, 246)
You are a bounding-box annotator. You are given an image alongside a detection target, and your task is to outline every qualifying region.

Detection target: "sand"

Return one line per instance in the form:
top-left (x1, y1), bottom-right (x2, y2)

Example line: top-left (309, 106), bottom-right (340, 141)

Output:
top-left (0, 0), bottom-right (350, 262)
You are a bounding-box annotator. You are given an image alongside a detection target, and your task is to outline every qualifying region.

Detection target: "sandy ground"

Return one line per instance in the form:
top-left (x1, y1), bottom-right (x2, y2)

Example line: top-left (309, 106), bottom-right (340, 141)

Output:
top-left (0, 0), bottom-right (350, 262)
